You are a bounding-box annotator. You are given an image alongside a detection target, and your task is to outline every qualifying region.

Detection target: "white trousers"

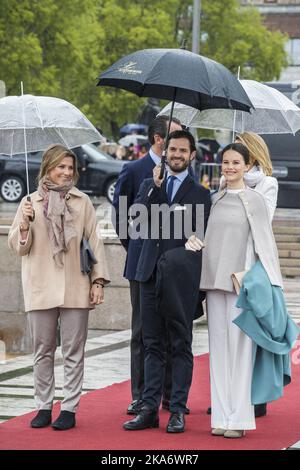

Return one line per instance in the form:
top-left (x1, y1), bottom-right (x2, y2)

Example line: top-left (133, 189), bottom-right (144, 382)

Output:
top-left (29, 308), bottom-right (89, 413)
top-left (207, 291), bottom-right (256, 430)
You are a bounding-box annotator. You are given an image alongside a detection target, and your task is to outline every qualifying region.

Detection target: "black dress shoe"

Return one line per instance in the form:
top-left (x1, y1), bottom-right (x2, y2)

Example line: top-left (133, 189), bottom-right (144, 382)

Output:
top-left (167, 412), bottom-right (185, 433)
top-left (127, 399), bottom-right (143, 415)
top-left (30, 410), bottom-right (52, 428)
top-left (255, 403), bottom-right (267, 418)
top-left (162, 399), bottom-right (190, 415)
top-left (51, 411), bottom-right (76, 430)
top-left (123, 406), bottom-right (159, 430)
top-left (207, 406), bottom-right (211, 415)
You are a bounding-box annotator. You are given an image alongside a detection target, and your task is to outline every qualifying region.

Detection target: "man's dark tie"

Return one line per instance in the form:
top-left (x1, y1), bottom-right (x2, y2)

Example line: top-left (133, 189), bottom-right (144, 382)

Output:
top-left (167, 175), bottom-right (177, 204)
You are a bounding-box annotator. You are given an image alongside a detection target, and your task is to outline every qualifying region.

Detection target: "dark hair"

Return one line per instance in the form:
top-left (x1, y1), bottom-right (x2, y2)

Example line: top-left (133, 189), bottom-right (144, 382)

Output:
top-left (148, 115), bottom-right (181, 145)
top-left (221, 142), bottom-right (250, 164)
top-left (166, 129), bottom-right (196, 153)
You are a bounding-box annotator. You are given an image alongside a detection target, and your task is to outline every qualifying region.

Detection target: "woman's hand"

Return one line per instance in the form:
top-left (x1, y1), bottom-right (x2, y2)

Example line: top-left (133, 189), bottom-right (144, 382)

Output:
top-left (21, 200), bottom-right (34, 226)
top-left (90, 283), bottom-right (104, 305)
top-left (185, 234), bottom-right (205, 251)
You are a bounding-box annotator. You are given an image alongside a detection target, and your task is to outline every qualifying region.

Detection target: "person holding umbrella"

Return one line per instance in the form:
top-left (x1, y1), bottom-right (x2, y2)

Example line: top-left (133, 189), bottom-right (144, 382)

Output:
top-left (8, 144), bottom-right (110, 430)
top-left (123, 130), bottom-right (211, 433)
top-left (235, 132), bottom-right (278, 221)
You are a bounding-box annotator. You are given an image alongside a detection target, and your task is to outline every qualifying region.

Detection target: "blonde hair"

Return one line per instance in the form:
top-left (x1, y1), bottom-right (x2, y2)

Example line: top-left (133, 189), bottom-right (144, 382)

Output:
top-left (38, 144), bottom-right (79, 184)
top-left (235, 132), bottom-right (273, 176)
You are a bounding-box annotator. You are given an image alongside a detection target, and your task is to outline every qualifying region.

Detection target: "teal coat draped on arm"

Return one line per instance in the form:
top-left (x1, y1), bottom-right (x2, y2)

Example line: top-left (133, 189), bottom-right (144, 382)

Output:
top-left (233, 260), bottom-right (300, 405)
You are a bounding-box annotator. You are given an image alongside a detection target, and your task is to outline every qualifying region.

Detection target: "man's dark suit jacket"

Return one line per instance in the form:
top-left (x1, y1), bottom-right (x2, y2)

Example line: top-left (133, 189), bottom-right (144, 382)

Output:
top-left (112, 153), bottom-right (155, 280)
top-left (134, 175), bottom-right (211, 283)
top-left (112, 154), bottom-right (196, 281)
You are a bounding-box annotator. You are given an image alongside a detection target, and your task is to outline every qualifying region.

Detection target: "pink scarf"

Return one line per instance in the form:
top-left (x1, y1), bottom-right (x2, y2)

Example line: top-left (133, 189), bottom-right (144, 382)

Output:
top-left (38, 178), bottom-right (77, 267)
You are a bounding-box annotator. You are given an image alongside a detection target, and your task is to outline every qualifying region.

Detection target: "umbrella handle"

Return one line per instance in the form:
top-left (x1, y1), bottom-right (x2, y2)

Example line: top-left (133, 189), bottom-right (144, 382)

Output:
top-left (27, 195), bottom-right (35, 222)
top-left (159, 151), bottom-right (166, 179)
top-left (159, 88), bottom-right (177, 180)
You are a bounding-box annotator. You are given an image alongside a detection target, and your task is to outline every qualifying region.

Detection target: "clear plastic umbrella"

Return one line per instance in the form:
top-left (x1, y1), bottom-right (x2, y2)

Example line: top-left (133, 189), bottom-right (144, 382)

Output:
top-left (0, 93), bottom-right (102, 196)
top-left (159, 80), bottom-right (300, 135)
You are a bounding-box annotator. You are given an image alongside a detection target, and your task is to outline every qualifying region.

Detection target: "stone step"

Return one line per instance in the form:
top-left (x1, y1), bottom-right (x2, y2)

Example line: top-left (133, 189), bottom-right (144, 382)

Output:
top-left (277, 242), bottom-right (300, 251)
top-left (280, 258), bottom-right (300, 267)
top-left (275, 234), bottom-right (300, 243)
top-left (278, 250), bottom-right (300, 259)
top-left (0, 218), bottom-right (12, 225)
top-left (281, 267), bottom-right (300, 277)
top-left (273, 226), bottom-right (300, 235)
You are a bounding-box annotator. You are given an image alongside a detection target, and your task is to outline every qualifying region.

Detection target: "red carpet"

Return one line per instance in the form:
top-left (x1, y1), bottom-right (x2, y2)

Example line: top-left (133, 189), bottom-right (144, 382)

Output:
top-left (1, 347), bottom-right (300, 450)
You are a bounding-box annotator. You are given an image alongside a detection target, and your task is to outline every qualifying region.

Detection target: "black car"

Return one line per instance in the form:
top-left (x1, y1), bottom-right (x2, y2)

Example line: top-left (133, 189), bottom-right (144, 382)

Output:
top-left (0, 144), bottom-right (124, 203)
top-left (262, 82), bottom-right (300, 209)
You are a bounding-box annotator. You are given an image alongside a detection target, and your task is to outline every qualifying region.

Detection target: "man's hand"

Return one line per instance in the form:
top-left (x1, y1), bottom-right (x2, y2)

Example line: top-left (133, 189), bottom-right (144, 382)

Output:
top-left (185, 234), bottom-right (205, 251)
top-left (153, 164), bottom-right (164, 187)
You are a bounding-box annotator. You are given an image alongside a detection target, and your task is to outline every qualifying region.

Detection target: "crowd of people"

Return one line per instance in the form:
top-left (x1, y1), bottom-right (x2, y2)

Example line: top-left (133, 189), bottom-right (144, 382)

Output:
top-left (8, 115), bottom-right (299, 437)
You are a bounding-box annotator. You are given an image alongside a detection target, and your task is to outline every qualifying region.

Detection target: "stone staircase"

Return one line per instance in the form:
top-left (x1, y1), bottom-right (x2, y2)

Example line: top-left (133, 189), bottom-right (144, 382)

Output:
top-left (273, 209), bottom-right (300, 278)
top-left (1, 208), bottom-right (300, 277)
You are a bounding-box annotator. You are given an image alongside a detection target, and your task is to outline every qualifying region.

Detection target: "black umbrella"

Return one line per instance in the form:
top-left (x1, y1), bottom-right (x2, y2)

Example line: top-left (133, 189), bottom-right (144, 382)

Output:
top-left (97, 48), bottom-right (254, 176)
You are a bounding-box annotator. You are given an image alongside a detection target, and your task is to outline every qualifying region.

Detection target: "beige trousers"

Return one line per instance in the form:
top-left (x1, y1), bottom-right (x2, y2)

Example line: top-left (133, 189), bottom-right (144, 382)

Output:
top-left (29, 307), bottom-right (89, 413)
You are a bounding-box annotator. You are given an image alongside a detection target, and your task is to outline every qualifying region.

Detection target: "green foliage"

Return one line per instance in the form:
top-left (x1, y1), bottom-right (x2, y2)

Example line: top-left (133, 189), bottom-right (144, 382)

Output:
top-left (0, 0), bottom-right (288, 138)
top-left (178, 0), bottom-right (288, 81)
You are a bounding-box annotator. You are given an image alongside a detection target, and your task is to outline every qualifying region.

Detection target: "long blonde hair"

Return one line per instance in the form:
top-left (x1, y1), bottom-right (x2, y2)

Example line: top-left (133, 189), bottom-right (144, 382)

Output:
top-left (38, 144), bottom-right (79, 184)
top-left (235, 132), bottom-right (273, 176)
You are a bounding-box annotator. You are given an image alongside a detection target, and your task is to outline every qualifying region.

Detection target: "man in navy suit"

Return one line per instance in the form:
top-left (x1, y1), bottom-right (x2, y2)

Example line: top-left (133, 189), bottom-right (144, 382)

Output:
top-left (123, 130), bottom-right (211, 433)
top-left (112, 115), bottom-right (182, 415)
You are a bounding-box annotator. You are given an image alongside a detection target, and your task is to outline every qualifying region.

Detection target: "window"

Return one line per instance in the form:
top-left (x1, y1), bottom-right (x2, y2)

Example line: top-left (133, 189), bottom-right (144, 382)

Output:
top-left (285, 39), bottom-right (300, 65)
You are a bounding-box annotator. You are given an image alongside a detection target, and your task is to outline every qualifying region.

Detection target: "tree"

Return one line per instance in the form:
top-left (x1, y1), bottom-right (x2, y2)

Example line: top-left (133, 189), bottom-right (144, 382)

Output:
top-left (92, 0), bottom-right (180, 137)
top-left (0, 0), bottom-right (288, 139)
top-left (0, 0), bottom-right (105, 121)
top-left (176, 0), bottom-right (288, 81)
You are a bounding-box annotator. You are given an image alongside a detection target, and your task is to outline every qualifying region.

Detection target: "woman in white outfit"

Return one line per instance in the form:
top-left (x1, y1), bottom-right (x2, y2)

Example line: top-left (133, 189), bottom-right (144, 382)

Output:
top-left (198, 142), bottom-right (283, 438)
top-left (235, 132), bottom-right (278, 220)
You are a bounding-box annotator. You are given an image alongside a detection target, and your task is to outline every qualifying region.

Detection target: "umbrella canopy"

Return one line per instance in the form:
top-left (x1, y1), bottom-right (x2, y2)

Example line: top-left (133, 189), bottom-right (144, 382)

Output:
top-left (118, 134), bottom-right (148, 147)
top-left (0, 94), bottom-right (102, 156)
top-left (159, 80), bottom-right (300, 135)
top-left (97, 48), bottom-right (253, 112)
top-left (119, 123), bottom-right (148, 135)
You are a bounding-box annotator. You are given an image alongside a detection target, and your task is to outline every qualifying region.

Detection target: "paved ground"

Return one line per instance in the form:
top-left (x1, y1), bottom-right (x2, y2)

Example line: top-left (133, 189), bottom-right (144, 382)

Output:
top-left (0, 201), bottom-right (299, 449)
top-left (0, 283), bottom-right (299, 449)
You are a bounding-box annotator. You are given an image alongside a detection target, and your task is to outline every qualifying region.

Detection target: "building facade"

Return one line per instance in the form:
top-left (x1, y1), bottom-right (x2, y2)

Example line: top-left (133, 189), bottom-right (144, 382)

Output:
top-left (240, 0), bottom-right (300, 80)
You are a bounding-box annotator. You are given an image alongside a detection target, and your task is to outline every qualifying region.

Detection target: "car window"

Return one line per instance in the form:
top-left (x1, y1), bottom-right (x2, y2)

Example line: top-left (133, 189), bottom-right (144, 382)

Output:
top-left (81, 144), bottom-right (114, 162)
top-left (0, 151), bottom-right (42, 160)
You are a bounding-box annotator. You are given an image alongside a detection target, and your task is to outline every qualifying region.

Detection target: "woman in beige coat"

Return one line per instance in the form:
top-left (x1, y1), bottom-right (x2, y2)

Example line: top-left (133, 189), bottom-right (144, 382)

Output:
top-left (8, 144), bottom-right (110, 430)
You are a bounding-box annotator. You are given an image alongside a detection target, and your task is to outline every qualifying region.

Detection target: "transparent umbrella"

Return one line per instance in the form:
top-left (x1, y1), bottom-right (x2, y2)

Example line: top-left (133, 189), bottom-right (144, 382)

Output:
top-left (0, 93), bottom-right (102, 197)
top-left (159, 80), bottom-right (300, 135)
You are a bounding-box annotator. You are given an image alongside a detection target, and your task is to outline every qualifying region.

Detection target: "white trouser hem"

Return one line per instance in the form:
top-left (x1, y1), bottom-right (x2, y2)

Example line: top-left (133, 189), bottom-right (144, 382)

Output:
top-left (212, 422), bottom-right (256, 430)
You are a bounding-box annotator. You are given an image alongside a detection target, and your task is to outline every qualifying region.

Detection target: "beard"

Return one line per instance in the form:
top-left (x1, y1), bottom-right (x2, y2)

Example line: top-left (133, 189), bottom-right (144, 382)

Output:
top-left (167, 157), bottom-right (190, 173)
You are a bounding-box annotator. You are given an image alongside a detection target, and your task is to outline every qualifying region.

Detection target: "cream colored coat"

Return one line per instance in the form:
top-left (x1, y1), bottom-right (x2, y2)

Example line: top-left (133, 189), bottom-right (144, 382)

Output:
top-left (210, 187), bottom-right (283, 288)
top-left (8, 187), bottom-right (110, 312)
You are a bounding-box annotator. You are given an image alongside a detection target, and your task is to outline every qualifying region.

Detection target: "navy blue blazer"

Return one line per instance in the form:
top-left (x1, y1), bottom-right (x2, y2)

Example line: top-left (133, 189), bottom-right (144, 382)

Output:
top-left (112, 153), bottom-right (197, 281)
top-left (112, 154), bottom-right (155, 280)
top-left (135, 176), bottom-right (211, 283)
